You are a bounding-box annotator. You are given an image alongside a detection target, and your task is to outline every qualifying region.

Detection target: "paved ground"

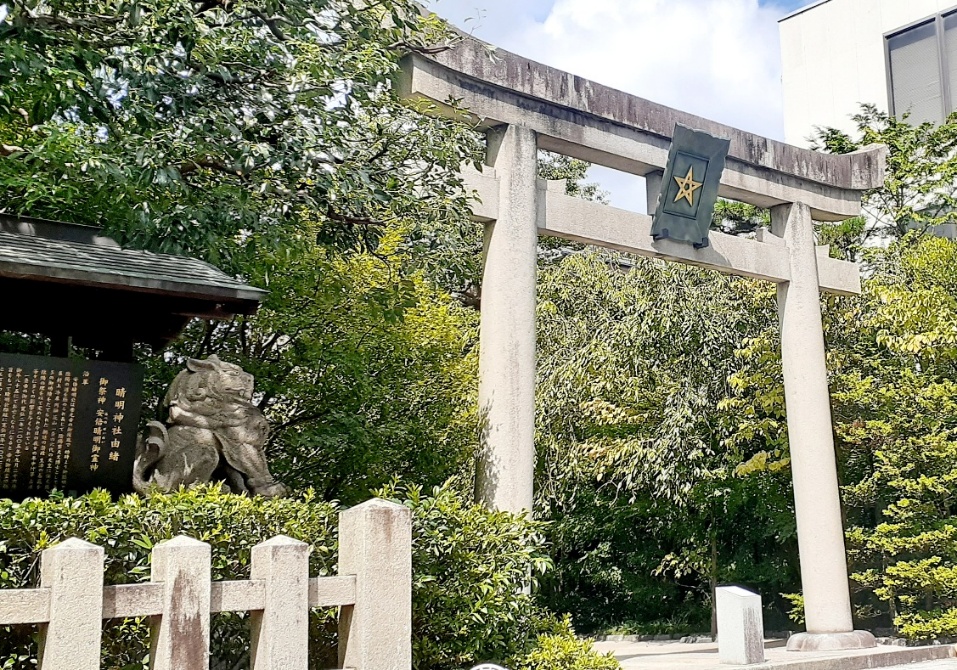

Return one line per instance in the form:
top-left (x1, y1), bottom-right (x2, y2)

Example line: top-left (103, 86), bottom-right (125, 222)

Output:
top-left (593, 639), bottom-right (957, 669)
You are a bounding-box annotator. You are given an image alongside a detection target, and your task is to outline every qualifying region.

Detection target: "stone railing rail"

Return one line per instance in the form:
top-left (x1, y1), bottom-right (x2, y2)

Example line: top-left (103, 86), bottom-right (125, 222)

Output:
top-left (0, 498), bottom-right (411, 670)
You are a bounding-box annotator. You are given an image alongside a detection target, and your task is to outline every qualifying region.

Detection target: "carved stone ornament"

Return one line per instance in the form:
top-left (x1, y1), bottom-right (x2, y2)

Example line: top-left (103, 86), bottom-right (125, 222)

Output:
top-left (133, 355), bottom-right (288, 497)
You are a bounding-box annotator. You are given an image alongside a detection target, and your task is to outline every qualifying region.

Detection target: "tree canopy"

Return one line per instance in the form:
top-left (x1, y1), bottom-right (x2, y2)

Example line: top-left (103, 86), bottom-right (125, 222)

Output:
top-left (0, 0), bottom-right (490, 503)
top-left (814, 104), bottom-right (957, 254)
top-left (0, 0), bottom-right (479, 262)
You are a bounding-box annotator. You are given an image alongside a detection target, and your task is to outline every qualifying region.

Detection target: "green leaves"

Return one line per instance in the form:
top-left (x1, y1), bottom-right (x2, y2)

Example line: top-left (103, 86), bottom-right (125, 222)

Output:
top-left (378, 480), bottom-right (568, 670)
top-left (864, 235), bottom-right (957, 361)
top-left (0, 485), bottom-right (599, 670)
top-left (813, 104), bottom-right (957, 255)
top-left (536, 253), bottom-right (777, 503)
top-left (537, 151), bottom-right (609, 204)
top-left (533, 252), bottom-right (797, 632)
top-left (511, 619), bottom-right (619, 670)
top-left (0, 0), bottom-right (480, 265)
top-left (160, 232), bottom-right (481, 505)
top-left (0, 0), bottom-right (487, 509)
top-left (812, 236), bottom-right (957, 636)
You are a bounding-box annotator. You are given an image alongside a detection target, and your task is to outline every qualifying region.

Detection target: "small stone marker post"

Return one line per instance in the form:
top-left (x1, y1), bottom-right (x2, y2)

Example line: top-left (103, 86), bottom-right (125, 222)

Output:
top-left (716, 586), bottom-right (765, 665)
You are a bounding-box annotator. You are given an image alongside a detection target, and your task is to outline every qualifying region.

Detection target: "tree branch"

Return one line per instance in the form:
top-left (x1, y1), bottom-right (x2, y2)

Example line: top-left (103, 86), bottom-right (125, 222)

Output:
top-left (178, 157), bottom-right (245, 177)
top-left (249, 8), bottom-right (286, 41)
top-left (0, 144), bottom-right (25, 157)
top-left (325, 208), bottom-right (386, 228)
top-left (389, 41), bottom-right (455, 56)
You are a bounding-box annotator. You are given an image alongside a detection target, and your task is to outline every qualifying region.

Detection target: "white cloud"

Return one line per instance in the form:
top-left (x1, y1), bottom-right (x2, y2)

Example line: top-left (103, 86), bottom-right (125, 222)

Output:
top-left (424, 0), bottom-right (554, 43)
top-left (522, 0), bottom-right (786, 139)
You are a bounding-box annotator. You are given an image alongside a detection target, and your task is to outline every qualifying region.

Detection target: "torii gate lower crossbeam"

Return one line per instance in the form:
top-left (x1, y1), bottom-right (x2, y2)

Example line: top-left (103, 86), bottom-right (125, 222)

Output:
top-left (400, 34), bottom-right (886, 653)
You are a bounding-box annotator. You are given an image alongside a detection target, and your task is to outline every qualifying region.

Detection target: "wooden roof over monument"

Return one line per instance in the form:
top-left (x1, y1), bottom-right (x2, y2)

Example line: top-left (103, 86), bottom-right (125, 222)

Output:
top-left (0, 214), bottom-right (266, 352)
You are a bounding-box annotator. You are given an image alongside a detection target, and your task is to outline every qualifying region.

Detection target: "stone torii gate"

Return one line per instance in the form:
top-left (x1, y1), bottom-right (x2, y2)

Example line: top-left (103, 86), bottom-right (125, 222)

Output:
top-left (399, 36), bottom-right (886, 652)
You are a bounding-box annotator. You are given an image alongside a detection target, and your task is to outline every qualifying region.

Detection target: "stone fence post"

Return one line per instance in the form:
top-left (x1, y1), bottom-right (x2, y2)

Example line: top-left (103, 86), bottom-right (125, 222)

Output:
top-left (39, 538), bottom-right (104, 670)
top-left (150, 536), bottom-right (212, 670)
top-left (338, 498), bottom-right (413, 670)
top-left (251, 535), bottom-right (310, 670)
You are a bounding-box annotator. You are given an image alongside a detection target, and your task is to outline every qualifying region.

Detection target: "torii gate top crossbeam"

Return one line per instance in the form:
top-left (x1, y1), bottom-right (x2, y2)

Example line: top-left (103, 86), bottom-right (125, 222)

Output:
top-left (397, 37), bottom-right (886, 222)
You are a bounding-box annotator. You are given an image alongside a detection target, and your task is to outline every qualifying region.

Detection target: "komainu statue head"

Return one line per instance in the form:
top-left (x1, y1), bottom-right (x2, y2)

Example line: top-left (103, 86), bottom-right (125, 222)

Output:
top-left (133, 355), bottom-right (287, 498)
top-left (165, 355), bottom-right (255, 406)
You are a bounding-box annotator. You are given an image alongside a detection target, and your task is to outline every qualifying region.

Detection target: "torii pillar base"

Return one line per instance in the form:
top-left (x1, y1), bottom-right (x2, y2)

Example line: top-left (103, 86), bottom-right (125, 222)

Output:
top-left (787, 631), bottom-right (877, 652)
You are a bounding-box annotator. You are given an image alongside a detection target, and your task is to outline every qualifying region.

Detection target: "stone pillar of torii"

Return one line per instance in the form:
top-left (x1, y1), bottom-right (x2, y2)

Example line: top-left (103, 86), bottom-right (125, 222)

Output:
top-left (400, 35), bottom-right (886, 652)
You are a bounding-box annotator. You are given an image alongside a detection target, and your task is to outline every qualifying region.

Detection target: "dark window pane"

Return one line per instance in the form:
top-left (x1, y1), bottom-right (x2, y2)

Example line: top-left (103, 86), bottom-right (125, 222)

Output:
top-left (888, 21), bottom-right (943, 124)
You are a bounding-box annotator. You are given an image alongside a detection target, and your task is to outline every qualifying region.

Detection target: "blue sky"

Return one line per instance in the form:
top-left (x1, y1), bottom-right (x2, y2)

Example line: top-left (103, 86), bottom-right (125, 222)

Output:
top-left (773, 0), bottom-right (814, 11)
top-left (431, 0), bottom-right (815, 23)
top-left (761, 0), bottom-right (812, 12)
top-left (424, 0), bottom-right (821, 210)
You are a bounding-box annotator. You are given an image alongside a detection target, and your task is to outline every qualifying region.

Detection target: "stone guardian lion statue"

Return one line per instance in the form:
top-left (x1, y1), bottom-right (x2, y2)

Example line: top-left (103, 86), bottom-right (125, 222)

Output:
top-left (133, 355), bottom-right (288, 497)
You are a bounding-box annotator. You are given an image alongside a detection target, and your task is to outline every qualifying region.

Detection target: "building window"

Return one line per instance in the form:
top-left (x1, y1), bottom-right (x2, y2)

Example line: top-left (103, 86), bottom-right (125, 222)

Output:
top-left (886, 9), bottom-right (957, 125)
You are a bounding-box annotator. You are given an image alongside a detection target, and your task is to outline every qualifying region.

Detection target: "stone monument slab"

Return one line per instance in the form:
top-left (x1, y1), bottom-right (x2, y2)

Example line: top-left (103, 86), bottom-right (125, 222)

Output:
top-left (0, 353), bottom-right (143, 497)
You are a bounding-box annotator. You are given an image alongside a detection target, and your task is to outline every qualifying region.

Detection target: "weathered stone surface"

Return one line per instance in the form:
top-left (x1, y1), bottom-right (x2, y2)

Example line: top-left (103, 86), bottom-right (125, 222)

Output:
top-left (398, 38), bottom-right (888, 221)
top-left (0, 516), bottom-right (411, 667)
top-left (150, 536), bottom-right (212, 670)
top-left (39, 538), bottom-right (104, 670)
top-left (596, 636), bottom-right (954, 669)
top-left (339, 499), bottom-right (412, 670)
top-left (250, 536), bottom-right (310, 670)
top-left (133, 355), bottom-right (286, 497)
top-left (459, 173), bottom-right (863, 296)
top-left (773, 203), bottom-right (865, 639)
top-left (786, 630), bottom-right (878, 652)
top-left (411, 36), bottom-right (885, 189)
top-left (474, 125), bottom-right (538, 513)
top-left (716, 586), bottom-right (765, 665)
top-left (401, 16), bottom-right (888, 649)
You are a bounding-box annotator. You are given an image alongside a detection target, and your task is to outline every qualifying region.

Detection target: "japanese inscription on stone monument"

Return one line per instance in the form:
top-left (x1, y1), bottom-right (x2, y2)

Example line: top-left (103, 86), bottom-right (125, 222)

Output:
top-left (0, 353), bottom-right (143, 497)
top-left (650, 123), bottom-right (731, 249)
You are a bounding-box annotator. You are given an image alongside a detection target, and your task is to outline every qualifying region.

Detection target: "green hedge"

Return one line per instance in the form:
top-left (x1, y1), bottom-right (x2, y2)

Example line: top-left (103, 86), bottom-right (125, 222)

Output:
top-left (384, 482), bottom-right (552, 669)
top-left (0, 488), bottom-right (340, 670)
top-left (0, 485), bottom-right (618, 670)
top-left (512, 622), bottom-right (620, 670)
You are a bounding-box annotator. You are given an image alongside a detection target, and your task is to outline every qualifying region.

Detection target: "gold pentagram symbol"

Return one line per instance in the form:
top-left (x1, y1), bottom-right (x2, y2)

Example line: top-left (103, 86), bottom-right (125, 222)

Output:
top-left (673, 165), bottom-right (703, 206)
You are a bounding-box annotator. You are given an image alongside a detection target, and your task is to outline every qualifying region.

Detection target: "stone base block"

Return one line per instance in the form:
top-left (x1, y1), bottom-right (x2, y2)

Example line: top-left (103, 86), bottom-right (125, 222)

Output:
top-left (786, 630), bottom-right (877, 652)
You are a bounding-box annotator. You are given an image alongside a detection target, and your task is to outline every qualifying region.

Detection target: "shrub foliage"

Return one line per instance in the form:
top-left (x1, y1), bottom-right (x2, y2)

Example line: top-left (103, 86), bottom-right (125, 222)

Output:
top-left (0, 485), bottom-right (619, 670)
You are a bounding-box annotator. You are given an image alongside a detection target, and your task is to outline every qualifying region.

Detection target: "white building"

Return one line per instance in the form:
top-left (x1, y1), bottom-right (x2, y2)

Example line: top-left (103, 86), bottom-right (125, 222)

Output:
top-left (780, 0), bottom-right (957, 146)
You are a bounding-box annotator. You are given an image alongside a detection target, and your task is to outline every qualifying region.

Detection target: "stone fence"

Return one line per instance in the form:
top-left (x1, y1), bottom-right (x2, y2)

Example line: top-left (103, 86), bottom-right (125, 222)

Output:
top-left (0, 498), bottom-right (411, 670)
